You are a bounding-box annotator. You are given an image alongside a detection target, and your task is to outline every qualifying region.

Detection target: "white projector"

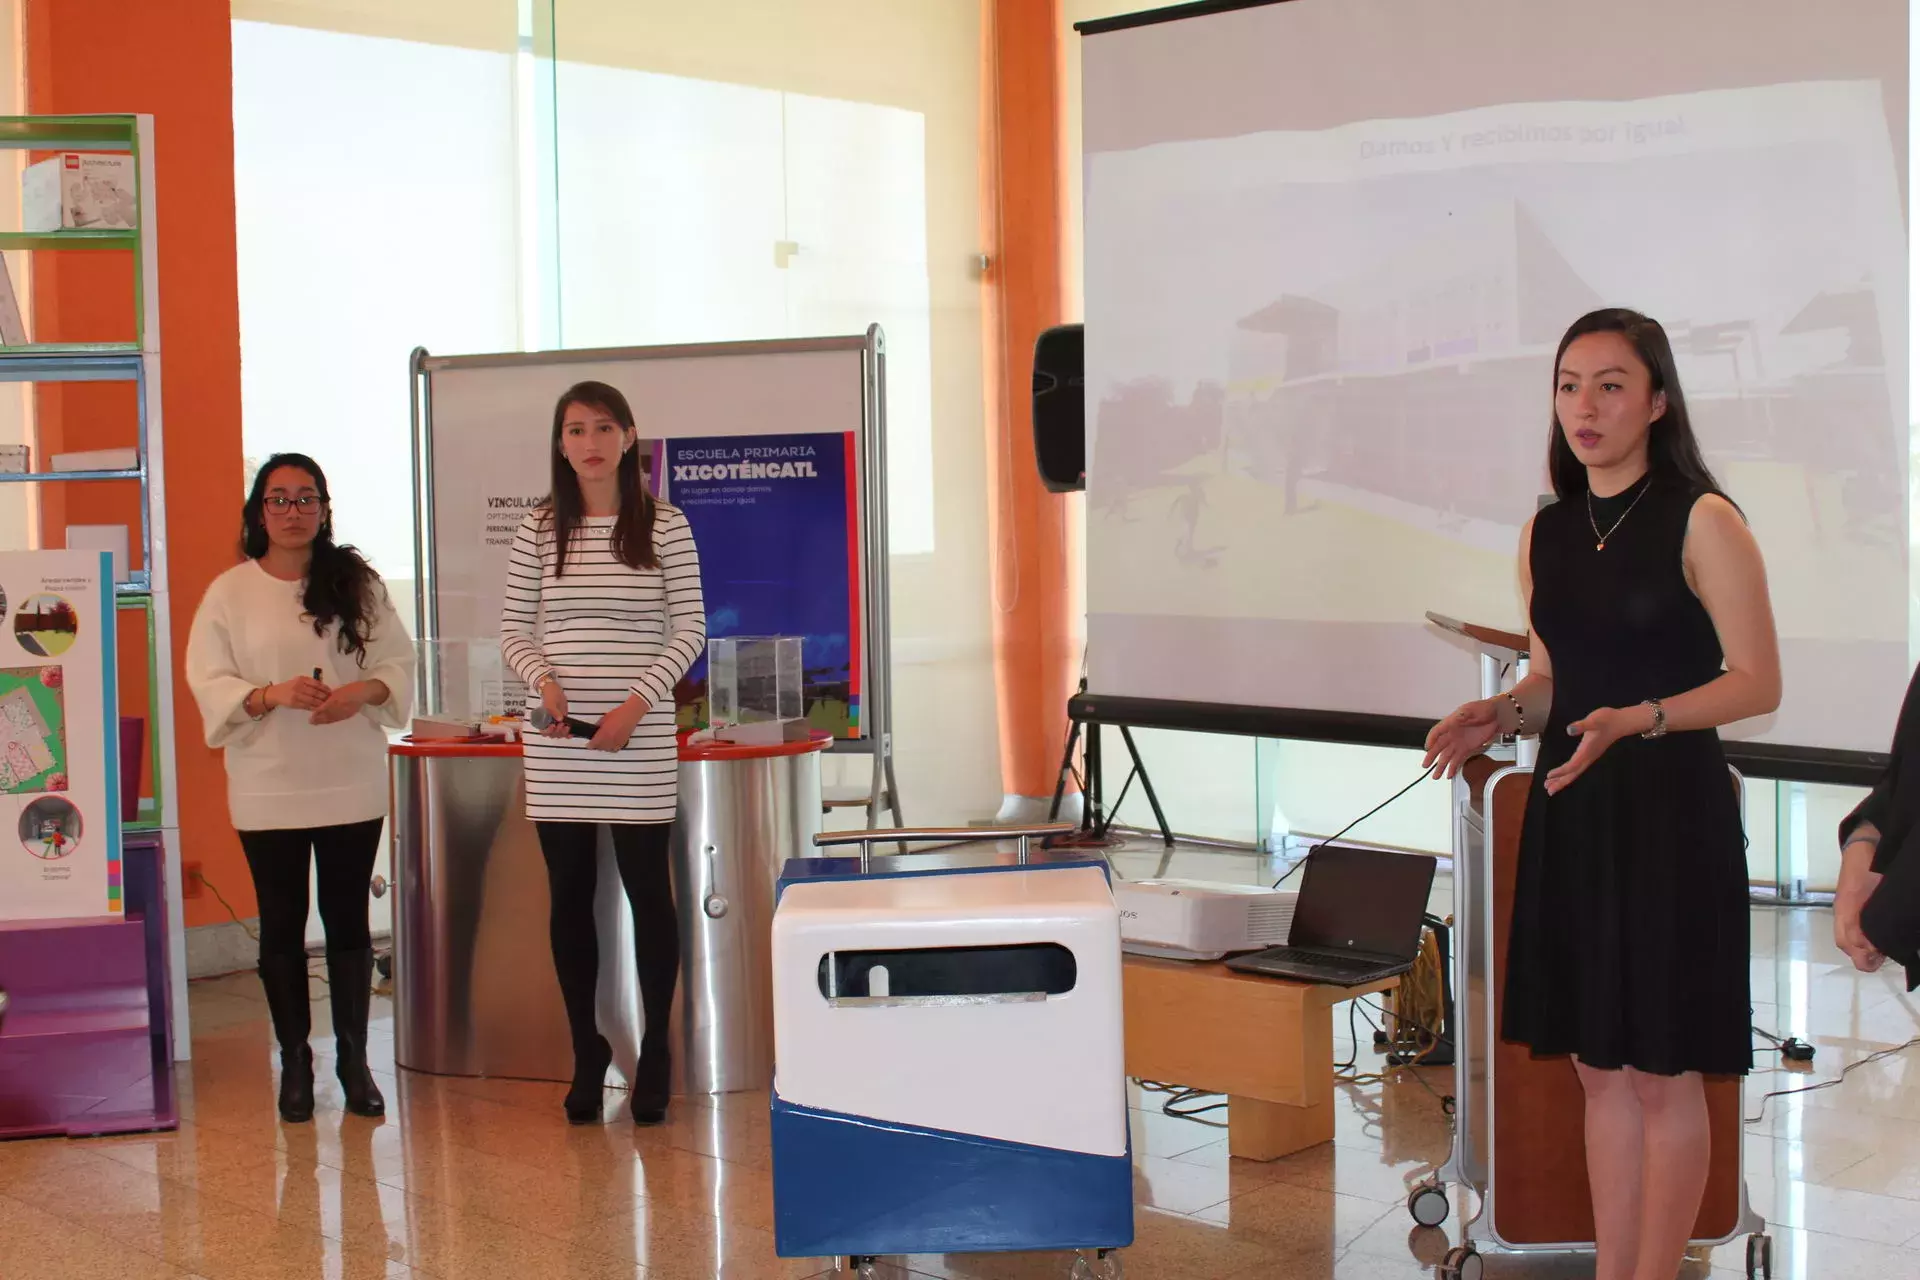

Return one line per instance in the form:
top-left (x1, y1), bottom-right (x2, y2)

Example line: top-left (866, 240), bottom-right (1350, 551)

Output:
top-left (1115, 879), bottom-right (1298, 961)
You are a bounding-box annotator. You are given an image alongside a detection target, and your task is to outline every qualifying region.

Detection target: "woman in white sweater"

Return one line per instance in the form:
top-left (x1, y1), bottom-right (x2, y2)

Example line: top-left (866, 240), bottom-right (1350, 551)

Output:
top-left (501, 380), bottom-right (704, 1126)
top-left (186, 453), bottom-right (415, 1125)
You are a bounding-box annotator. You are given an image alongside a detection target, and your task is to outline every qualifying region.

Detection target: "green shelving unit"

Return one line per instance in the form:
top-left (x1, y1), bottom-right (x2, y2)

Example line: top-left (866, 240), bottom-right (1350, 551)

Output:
top-left (0, 114), bottom-right (181, 1039)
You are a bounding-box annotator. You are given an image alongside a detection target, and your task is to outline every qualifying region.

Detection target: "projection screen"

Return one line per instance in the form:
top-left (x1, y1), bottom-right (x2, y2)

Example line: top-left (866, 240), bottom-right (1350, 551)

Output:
top-left (1079, 0), bottom-right (1909, 775)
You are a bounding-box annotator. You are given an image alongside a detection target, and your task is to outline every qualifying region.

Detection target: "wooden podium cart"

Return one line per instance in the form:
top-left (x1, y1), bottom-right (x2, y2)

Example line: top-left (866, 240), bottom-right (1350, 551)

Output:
top-left (1410, 755), bottom-right (1772, 1280)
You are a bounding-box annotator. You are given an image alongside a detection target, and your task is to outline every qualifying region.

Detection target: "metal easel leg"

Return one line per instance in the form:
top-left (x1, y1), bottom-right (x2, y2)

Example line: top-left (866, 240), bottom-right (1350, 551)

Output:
top-left (882, 744), bottom-right (903, 829)
top-left (1083, 721), bottom-right (1104, 836)
top-left (1049, 715), bottom-right (1084, 822)
top-left (1118, 726), bottom-right (1174, 848)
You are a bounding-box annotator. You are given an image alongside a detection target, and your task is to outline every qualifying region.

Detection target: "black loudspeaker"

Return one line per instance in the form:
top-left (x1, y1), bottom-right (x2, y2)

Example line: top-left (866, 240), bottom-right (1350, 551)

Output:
top-left (1031, 323), bottom-right (1084, 493)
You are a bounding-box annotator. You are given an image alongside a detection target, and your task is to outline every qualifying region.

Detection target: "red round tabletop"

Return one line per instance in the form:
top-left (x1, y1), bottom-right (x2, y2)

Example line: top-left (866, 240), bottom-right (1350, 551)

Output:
top-left (388, 739), bottom-right (523, 758)
top-left (391, 729), bottom-right (836, 761)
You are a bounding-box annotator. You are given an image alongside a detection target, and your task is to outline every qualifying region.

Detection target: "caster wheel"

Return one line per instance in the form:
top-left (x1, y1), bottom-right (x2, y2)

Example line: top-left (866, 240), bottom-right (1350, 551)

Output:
top-left (1440, 1244), bottom-right (1483, 1280)
top-left (1408, 1180), bottom-right (1450, 1228)
top-left (1746, 1232), bottom-right (1772, 1280)
top-left (839, 1258), bottom-right (879, 1280)
top-left (1069, 1250), bottom-right (1122, 1280)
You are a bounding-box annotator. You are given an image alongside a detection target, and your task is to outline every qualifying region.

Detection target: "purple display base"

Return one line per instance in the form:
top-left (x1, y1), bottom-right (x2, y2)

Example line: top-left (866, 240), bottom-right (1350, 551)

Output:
top-left (0, 832), bottom-right (176, 1139)
top-left (119, 716), bottom-right (144, 824)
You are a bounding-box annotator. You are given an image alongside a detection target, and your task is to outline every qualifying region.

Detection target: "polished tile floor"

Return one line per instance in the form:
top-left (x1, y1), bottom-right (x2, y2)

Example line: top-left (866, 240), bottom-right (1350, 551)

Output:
top-left (5, 845), bottom-right (1919, 1279)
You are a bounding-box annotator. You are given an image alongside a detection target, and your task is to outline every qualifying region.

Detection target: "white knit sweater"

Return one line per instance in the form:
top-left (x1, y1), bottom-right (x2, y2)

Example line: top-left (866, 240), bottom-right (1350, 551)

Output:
top-left (185, 560), bottom-right (415, 831)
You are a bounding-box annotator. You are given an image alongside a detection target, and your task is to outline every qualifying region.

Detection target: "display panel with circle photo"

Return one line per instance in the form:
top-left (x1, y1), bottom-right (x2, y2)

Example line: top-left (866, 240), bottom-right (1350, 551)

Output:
top-left (13, 594), bottom-right (78, 658)
top-left (0, 666), bottom-right (66, 794)
top-left (20, 795), bottom-right (82, 860)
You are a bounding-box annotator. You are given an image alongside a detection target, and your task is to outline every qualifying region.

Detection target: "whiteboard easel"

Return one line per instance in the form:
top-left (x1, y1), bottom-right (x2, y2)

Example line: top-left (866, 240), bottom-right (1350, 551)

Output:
top-left (408, 329), bottom-right (899, 828)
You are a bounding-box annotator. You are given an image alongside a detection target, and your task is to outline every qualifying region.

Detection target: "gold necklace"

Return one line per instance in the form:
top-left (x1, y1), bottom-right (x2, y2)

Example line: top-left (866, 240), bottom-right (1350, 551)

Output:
top-left (1586, 478), bottom-right (1652, 551)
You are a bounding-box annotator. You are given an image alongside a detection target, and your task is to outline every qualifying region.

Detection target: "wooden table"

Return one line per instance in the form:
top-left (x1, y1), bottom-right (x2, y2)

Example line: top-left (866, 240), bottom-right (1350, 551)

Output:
top-left (1121, 953), bottom-right (1398, 1161)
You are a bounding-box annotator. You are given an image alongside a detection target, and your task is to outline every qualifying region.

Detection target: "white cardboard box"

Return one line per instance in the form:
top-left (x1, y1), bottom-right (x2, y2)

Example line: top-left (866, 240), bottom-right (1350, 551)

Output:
top-left (66, 524), bottom-right (130, 584)
top-left (0, 254), bottom-right (26, 345)
top-left (50, 448), bottom-right (137, 473)
top-left (23, 152), bottom-right (136, 231)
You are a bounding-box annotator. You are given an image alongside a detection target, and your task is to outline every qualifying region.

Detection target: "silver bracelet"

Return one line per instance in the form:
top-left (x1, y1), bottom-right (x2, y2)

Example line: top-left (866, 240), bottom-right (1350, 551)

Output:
top-left (1640, 698), bottom-right (1668, 739)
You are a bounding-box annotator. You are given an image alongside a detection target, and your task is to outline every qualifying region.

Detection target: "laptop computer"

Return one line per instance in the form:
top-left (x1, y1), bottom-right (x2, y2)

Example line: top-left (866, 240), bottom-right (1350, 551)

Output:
top-left (1224, 844), bottom-right (1436, 986)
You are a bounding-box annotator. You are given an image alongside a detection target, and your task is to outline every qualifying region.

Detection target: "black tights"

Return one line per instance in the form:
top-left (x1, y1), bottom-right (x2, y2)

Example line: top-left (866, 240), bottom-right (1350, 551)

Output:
top-left (236, 819), bottom-right (384, 963)
top-left (533, 821), bottom-right (679, 1064)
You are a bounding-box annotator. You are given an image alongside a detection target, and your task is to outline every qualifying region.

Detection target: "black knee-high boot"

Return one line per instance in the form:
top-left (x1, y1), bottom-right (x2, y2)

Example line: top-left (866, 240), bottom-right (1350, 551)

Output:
top-left (258, 954), bottom-right (315, 1124)
top-left (326, 947), bottom-right (386, 1118)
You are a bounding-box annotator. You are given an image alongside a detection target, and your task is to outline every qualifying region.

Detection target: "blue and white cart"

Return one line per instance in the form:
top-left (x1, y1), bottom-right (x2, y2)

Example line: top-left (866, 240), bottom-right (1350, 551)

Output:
top-left (770, 824), bottom-right (1133, 1280)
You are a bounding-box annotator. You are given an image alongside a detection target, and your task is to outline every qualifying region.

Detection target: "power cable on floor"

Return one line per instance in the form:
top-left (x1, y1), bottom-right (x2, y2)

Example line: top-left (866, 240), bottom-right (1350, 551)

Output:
top-left (1134, 1080), bottom-right (1229, 1128)
top-left (1745, 1035), bottom-right (1920, 1125)
top-left (196, 869), bottom-right (258, 942)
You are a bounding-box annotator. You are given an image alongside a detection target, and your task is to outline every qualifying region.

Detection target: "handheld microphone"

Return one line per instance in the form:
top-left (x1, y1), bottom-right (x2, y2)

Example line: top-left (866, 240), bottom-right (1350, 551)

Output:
top-left (529, 706), bottom-right (600, 738)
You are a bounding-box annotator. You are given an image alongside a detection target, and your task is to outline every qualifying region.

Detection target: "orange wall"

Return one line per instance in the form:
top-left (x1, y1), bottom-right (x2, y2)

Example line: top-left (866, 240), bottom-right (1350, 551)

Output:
top-left (22, 0), bottom-right (1078, 906)
top-left (27, 0), bottom-right (248, 928)
top-left (983, 0), bottom-right (1081, 802)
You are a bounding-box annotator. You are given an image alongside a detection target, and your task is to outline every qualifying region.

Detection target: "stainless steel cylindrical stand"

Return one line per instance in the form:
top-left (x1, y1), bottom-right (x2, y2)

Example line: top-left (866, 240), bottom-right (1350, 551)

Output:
top-left (670, 737), bottom-right (828, 1094)
top-left (390, 744), bottom-right (640, 1083)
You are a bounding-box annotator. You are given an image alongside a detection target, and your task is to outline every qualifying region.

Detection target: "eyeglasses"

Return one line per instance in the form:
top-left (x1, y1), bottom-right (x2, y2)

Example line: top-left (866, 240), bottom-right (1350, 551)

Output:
top-left (263, 496), bottom-right (324, 514)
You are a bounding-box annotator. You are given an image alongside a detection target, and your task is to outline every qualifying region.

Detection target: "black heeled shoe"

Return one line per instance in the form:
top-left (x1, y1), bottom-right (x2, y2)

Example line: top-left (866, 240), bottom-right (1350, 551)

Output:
top-left (566, 1034), bottom-right (614, 1125)
top-left (630, 1043), bottom-right (670, 1126)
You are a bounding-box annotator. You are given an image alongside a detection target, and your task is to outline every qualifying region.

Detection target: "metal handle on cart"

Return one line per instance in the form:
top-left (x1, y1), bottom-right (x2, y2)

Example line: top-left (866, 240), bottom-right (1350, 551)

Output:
top-left (812, 823), bottom-right (1079, 872)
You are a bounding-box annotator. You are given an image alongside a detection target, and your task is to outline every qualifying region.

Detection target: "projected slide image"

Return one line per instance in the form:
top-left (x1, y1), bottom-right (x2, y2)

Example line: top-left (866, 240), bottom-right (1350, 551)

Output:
top-left (1080, 0), bottom-right (1908, 751)
top-left (1088, 87), bottom-right (1905, 655)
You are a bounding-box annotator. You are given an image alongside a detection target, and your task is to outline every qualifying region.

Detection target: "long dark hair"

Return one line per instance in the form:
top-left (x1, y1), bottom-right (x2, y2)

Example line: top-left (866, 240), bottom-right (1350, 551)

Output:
top-left (1547, 308), bottom-right (1728, 503)
top-left (241, 452), bottom-right (380, 664)
top-left (547, 380), bottom-right (657, 576)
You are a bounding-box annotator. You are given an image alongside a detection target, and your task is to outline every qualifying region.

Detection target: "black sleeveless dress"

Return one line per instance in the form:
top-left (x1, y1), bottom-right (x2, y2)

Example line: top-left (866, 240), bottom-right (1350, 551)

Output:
top-left (1503, 473), bottom-right (1751, 1077)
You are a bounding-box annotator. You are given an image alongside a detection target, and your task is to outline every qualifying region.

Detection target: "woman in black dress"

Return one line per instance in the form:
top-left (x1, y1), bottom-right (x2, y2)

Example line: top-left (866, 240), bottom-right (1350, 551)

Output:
top-left (1425, 309), bottom-right (1780, 1280)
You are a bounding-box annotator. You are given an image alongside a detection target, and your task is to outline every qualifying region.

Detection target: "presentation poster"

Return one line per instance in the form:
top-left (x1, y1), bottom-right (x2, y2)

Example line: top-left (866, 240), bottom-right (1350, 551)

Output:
top-left (660, 432), bottom-right (861, 737)
top-left (0, 550), bottom-right (120, 921)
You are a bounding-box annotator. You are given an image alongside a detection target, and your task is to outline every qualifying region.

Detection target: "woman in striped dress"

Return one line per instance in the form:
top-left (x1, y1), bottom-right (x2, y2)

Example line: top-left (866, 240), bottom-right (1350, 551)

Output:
top-left (500, 380), bottom-right (706, 1126)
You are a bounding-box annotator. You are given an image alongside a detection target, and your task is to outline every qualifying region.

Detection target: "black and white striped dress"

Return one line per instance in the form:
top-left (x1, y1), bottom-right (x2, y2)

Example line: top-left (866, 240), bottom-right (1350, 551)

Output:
top-left (499, 504), bottom-right (706, 824)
